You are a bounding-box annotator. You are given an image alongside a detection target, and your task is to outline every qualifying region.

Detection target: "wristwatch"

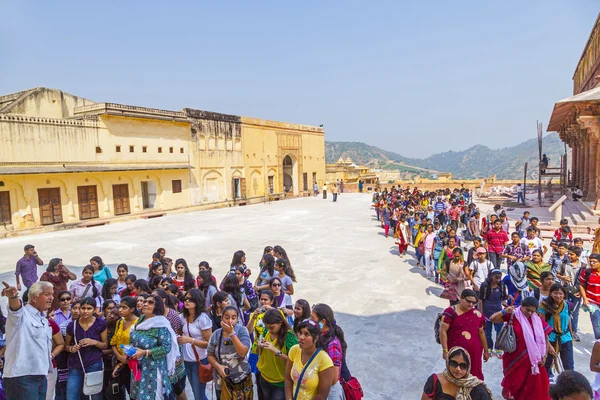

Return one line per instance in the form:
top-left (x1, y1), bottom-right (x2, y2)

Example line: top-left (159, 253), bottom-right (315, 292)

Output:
top-left (277, 351), bottom-right (283, 357)
top-left (230, 332), bottom-right (237, 338)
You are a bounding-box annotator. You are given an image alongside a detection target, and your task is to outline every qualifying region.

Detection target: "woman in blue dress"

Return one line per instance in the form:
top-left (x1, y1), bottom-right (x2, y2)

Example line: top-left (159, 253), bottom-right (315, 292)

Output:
top-left (129, 294), bottom-right (180, 400)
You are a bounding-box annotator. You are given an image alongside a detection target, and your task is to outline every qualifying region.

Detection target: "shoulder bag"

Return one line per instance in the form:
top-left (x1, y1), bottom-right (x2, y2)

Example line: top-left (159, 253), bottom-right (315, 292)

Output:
top-left (293, 349), bottom-right (321, 400)
top-left (340, 376), bottom-right (364, 400)
top-left (74, 319), bottom-right (104, 395)
top-left (187, 320), bottom-right (213, 383)
top-left (495, 312), bottom-right (517, 353)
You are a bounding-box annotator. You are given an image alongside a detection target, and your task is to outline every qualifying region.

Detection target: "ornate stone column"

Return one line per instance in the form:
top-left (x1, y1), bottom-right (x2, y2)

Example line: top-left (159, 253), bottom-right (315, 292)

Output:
top-left (579, 116), bottom-right (600, 206)
top-left (571, 145), bottom-right (578, 185)
top-left (583, 135), bottom-right (590, 197)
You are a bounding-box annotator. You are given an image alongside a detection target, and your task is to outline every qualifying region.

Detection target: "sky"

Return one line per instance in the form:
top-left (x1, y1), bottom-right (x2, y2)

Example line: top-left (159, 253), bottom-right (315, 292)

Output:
top-left (0, 1), bottom-right (598, 157)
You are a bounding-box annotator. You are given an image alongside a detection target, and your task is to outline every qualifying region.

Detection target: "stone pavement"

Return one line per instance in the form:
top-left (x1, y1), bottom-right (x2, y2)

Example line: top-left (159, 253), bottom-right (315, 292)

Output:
top-left (0, 193), bottom-right (597, 399)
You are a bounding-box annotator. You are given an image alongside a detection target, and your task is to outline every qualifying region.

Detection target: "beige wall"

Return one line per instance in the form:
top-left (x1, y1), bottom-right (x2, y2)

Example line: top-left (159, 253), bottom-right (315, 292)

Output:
top-left (1, 87), bottom-right (95, 118)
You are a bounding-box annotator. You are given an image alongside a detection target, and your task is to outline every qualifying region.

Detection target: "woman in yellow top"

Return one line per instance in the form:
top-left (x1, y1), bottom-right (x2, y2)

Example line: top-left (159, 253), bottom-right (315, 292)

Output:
top-left (110, 296), bottom-right (139, 396)
top-left (285, 319), bottom-right (334, 400)
top-left (257, 309), bottom-right (298, 399)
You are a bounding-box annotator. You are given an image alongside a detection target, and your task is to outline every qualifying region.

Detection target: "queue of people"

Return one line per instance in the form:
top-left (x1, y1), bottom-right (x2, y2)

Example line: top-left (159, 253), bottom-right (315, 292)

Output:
top-left (2, 244), bottom-right (362, 400)
top-left (373, 185), bottom-right (599, 399)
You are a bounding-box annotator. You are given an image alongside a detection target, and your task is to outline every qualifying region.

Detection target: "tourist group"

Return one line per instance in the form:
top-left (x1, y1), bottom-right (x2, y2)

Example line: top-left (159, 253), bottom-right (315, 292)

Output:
top-left (1, 244), bottom-right (363, 400)
top-left (373, 186), bottom-right (600, 400)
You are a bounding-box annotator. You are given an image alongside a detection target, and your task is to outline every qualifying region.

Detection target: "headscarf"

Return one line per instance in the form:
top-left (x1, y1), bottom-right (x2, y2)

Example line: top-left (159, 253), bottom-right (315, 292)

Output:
top-left (132, 314), bottom-right (180, 376)
top-left (442, 347), bottom-right (494, 400)
top-left (509, 261), bottom-right (529, 291)
top-left (514, 306), bottom-right (546, 374)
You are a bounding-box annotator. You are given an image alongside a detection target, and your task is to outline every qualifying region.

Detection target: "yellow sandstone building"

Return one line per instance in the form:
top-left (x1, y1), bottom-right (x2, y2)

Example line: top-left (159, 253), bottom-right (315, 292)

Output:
top-left (0, 87), bottom-right (325, 235)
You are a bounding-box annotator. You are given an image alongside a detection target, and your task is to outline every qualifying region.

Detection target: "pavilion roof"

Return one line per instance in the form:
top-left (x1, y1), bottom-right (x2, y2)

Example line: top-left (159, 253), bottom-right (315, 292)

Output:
top-left (547, 85), bottom-right (600, 132)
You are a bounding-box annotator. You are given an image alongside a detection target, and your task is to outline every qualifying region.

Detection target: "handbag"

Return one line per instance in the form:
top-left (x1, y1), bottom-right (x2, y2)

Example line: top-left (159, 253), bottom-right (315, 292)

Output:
top-left (187, 321), bottom-right (213, 383)
top-left (73, 319), bottom-right (104, 395)
top-left (293, 349), bottom-right (321, 400)
top-left (495, 312), bottom-right (517, 353)
top-left (340, 377), bottom-right (364, 400)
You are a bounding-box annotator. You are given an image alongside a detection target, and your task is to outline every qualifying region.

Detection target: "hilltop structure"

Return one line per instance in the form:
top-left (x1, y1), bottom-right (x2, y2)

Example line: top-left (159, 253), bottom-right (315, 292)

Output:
top-left (0, 87), bottom-right (325, 234)
top-left (326, 157), bottom-right (377, 184)
top-left (549, 13), bottom-right (600, 207)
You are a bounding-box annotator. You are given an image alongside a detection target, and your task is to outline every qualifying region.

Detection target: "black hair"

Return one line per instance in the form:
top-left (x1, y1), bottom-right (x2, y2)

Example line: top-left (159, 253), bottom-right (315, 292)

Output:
top-left (294, 319), bottom-right (322, 347)
top-left (150, 276), bottom-right (163, 291)
top-left (152, 252), bottom-right (161, 260)
top-left (511, 231), bottom-right (521, 237)
top-left (293, 299), bottom-right (311, 331)
top-left (211, 291), bottom-right (230, 317)
top-left (148, 262), bottom-right (164, 279)
top-left (153, 288), bottom-right (177, 310)
top-left (90, 256), bottom-right (105, 271)
top-left (134, 279), bottom-right (151, 295)
top-left (82, 265), bottom-right (99, 298)
top-left (80, 296), bottom-right (97, 309)
top-left (222, 305), bottom-right (239, 319)
top-left (119, 296), bottom-right (137, 310)
top-left (273, 245), bottom-right (291, 269)
top-left (183, 288), bottom-right (207, 319)
top-left (117, 263), bottom-right (128, 272)
top-left (198, 261), bottom-right (211, 272)
top-left (541, 284), bottom-right (568, 315)
top-left (262, 308), bottom-right (292, 349)
top-left (549, 370), bottom-right (593, 400)
top-left (102, 278), bottom-right (118, 301)
top-left (24, 244), bottom-right (34, 251)
top-left (125, 274), bottom-right (137, 283)
top-left (222, 275), bottom-right (242, 308)
top-left (197, 270), bottom-right (216, 292)
top-left (46, 258), bottom-right (61, 273)
top-left (540, 271), bottom-right (554, 284)
top-left (568, 246), bottom-right (582, 257)
top-left (0, 305), bottom-right (5, 334)
top-left (58, 290), bottom-right (71, 301)
top-left (261, 254), bottom-right (276, 278)
top-left (259, 289), bottom-right (275, 305)
top-left (263, 246), bottom-right (273, 254)
top-left (531, 249), bottom-right (544, 257)
top-left (230, 250), bottom-right (246, 267)
top-left (312, 303), bottom-right (347, 357)
top-left (530, 217), bottom-right (539, 222)
top-left (146, 294), bottom-right (165, 317)
top-left (175, 258), bottom-right (196, 291)
top-left (120, 274), bottom-right (138, 297)
top-left (460, 289), bottom-right (478, 300)
top-left (591, 253), bottom-right (600, 262)
top-left (276, 258), bottom-right (297, 282)
top-left (102, 299), bottom-right (117, 313)
top-left (574, 237), bottom-right (584, 244)
top-left (521, 296), bottom-right (539, 309)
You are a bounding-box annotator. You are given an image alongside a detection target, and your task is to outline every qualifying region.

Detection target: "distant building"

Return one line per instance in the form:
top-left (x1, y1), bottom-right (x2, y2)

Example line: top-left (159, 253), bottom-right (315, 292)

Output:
top-left (0, 87), bottom-right (325, 233)
top-left (548, 14), bottom-right (600, 206)
top-left (325, 157), bottom-right (377, 185)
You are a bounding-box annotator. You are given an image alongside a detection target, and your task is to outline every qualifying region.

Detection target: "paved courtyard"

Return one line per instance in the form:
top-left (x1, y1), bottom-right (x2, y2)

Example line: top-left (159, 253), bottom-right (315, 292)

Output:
top-left (0, 193), bottom-right (597, 399)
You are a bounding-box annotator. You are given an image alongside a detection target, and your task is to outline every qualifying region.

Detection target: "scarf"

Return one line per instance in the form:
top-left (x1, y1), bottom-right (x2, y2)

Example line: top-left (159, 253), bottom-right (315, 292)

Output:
top-left (132, 315), bottom-right (180, 376)
top-left (442, 347), bottom-right (493, 400)
top-left (509, 262), bottom-right (529, 291)
top-left (541, 300), bottom-right (566, 351)
top-left (514, 306), bottom-right (546, 375)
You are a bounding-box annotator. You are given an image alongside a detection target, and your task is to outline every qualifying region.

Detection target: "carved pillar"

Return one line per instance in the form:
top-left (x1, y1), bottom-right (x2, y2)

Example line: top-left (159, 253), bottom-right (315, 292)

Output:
top-left (579, 116), bottom-right (600, 206)
top-left (583, 136), bottom-right (590, 197)
top-left (588, 138), bottom-right (599, 201)
top-left (571, 145), bottom-right (577, 185)
top-left (579, 142), bottom-right (585, 189)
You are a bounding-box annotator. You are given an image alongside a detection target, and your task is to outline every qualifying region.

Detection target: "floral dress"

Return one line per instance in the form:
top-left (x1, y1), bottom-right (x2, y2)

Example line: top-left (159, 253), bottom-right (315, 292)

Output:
top-left (129, 323), bottom-right (173, 400)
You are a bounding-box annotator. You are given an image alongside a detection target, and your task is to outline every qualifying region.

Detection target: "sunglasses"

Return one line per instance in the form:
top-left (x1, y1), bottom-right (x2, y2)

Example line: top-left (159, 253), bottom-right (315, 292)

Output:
top-left (184, 298), bottom-right (193, 302)
top-left (271, 283), bottom-right (282, 287)
top-left (60, 297), bottom-right (71, 301)
top-left (464, 299), bottom-right (477, 305)
top-left (448, 360), bottom-right (469, 370)
top-left (143, 299), bottom-right (156, 305)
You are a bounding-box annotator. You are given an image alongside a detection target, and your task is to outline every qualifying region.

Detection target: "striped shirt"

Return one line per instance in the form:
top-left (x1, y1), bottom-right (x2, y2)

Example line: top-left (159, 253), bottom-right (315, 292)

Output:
top-left (580, 269), bottom-right (600, 306)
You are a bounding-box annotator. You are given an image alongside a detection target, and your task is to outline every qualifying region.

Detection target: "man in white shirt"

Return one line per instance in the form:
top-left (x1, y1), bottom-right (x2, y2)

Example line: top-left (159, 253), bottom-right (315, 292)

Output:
top-left (468, 247), bottom-right (494, 291)
top-left (2, 280), bottom-right (54, 400)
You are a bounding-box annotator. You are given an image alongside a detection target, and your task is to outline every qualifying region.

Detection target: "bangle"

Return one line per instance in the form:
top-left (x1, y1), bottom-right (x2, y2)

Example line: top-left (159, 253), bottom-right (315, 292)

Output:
top-left (230, 332), bottom-right (237, 338)
top-left (146, 350), bottom-right (149, 358)
top-left (442, 348), bottom-right (448, 353)
top-left (501, 309), bottom-right (507, 316)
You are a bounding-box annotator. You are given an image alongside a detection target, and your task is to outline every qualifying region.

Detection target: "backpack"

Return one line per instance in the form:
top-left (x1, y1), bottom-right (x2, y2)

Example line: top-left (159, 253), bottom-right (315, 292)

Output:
top-left (578, 268), bottom-right (593, 291)
top-left (434, 306), bottom-right (455, 344)
top-left (481, 281), bottom-right (507, 302)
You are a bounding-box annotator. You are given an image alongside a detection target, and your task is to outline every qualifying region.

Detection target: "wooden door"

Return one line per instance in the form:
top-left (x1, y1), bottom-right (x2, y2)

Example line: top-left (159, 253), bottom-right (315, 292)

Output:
top-left (0, 191), bottom-right (11, 224)
top-left (38, 188), bottom-right (63, 225)
top-left (113, 184), bottom-right (131, 215)
top-left (77, 185), bottom-right (99, 220)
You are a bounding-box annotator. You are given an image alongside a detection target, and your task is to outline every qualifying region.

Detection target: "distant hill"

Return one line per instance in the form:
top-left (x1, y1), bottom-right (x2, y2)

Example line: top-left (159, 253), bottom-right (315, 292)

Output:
top-left (325, 133), bottom-right (567, 180)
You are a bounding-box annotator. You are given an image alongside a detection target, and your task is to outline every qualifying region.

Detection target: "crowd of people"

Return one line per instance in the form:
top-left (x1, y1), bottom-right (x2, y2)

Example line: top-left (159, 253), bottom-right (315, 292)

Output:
top-left (373, 185), bottom-right (599, 400)
top-left (1, 244), bottom-right (362, 400)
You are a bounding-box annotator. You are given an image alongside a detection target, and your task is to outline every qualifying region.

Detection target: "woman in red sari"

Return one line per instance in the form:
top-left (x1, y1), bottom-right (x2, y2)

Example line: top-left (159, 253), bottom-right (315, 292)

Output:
top-left (439, 289), bottom-right (490, 380)
top-left (489, 296), bottom-right (553, 400)
top-left (395, 214), bottom-right (409, 256)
